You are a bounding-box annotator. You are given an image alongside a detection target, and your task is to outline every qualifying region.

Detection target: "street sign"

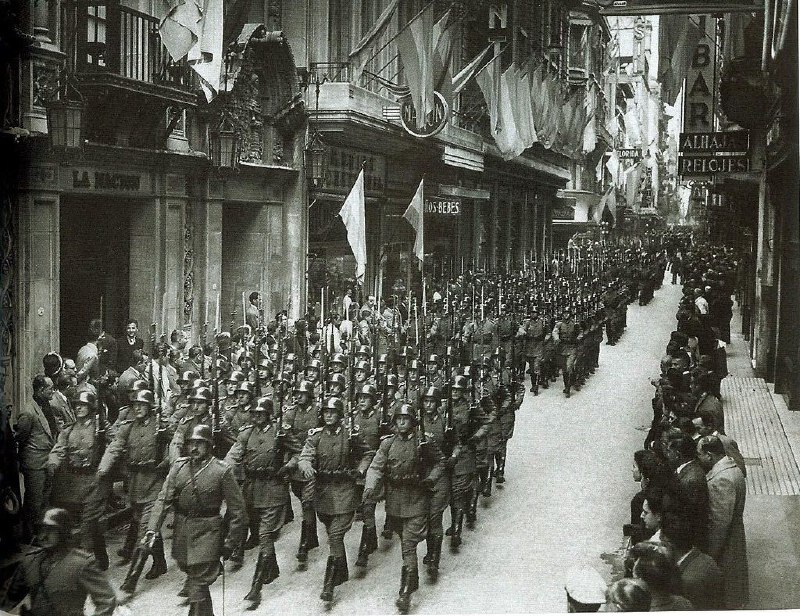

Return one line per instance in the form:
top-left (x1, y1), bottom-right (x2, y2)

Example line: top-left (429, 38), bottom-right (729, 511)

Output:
top-left (424, 196), bottom-right (461, 216)
top-left (678, 155), bottom-right (750, 176)
top-left (598, 1), bottom-right (762, 15)
top-left (617, 148), bottom-right (642, 160)
top-left (679, 131), bottom-right (750, 153)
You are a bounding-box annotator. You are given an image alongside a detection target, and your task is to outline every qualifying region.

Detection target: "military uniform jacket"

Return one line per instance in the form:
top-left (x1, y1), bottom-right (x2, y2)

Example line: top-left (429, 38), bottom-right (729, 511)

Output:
top-left (148, 456), bottom-right (247, 566)
top-left (553, 319), bottom-right (579, 352)
top-left (298, 426), bottom-right (373, 515)
top-left (48, 416), bottom-right (106, 506)
top-left (225, 404), bottom-right (253, 434)
top-left (284, 402), bottom-right (320, 482)
top-left (354, 408), bottom-right (383, 453)
top-left (169, 411), bottom-right (231, 463)
top-left (224, 423), bottom-right (301, 508)
top-left (365, 432), bottom-right (444, 518)
top-left (5, 547), bottom-right (116, 616)
top-left (421, 411), bottom-right (451, 513)
top-left (450, 398), bottom-right (489, 476)
top-left (98, 417), bottom-right (167, 503)
top-left (521, 317), bottom-right (546, 356)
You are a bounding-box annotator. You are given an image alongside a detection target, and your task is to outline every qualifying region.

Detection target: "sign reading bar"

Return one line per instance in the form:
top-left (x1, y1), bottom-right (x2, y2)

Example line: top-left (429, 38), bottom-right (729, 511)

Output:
top-left (424, 196), bottom-right (461, 216)
top-left (683, 17), bottom-right (717, 135)
top-left (599, 1), bottom-right (762, 15)
top-left (679, 131), bottom-right (750, 153)
top-left (617, 148), bottom-right (642, 160)
top-left (678, 155), bottom-right (750, 175)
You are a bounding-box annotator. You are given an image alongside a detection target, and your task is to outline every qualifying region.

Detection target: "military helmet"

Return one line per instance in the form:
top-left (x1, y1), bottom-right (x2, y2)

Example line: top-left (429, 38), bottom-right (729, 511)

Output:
top-left (452, 375), bottom-right (470, 390)
top-left (178, 370), bottom-right (200, 385)
top-left (189, 386), bottom-right (213, 403)
top-left (294, 379), bottom-right (315, 395)
top-left (328, 373), bottom-right (346, 388)
top-left (257, 358), bottom-right (272, 371)
top-left (128, 378), bottom-right (150, 393)
top-left (427, 354), bottom-right (441, 366)
top-left (393, 403), bottom-right (416, 422)
top-left (187, 424), bottom-right (213, 443)
top-left (377, 353), bottom-right (389, 365)
top-left (131, 389), bottom-right (155, 406)
top-left (188, 378), bottom-right (206, 391)
top-left (227, 370), bottom-right (246, 384)
top-left (356, 345), bottom-right (370, 358)
top-left (235, 381), bottom-right (255, 396)
top-left (41, 507), bottom-right (74, 533)
top-left (323, 396), bottom-right (344, 415)
top-left (306, 359), bottom-right (322, 372)
top-left (330, 353), bottom-right (346, 366)
top-left (423, 386), bottom-right (441, 400)
top-left (396, 347), bottom-right (408, 360)
top-left (385, 374), bottom-right (399, 388)
top-left (408, 359), bottom-right (420, 371)
top-left (461, 365), bottom-right (474, 378)
top-left (358, 384), bottom-right (378, 399)
top-left (74, 390), bottom-right (98, 409)
top-left (479, 356), bottom-right (493, 368)
top-left (492, 347), bottom-right (503, 357)
top-left (252, 397), bottom-right (273, 414)
top-left (284, 352), bottom-right (296, 364)
top-left (355, 360), bottom-right (371, 372)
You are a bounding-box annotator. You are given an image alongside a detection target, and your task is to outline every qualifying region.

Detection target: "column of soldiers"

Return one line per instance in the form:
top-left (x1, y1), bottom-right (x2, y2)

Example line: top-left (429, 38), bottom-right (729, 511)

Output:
top-left (8, 241), bottom-right (666, 615)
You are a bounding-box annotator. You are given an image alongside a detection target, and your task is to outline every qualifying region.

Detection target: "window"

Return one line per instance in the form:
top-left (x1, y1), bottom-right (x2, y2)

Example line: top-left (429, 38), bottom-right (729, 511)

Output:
top-left (85, 5), bottom-right (107, 68)
top-left (569, 24), bottom-right (588, 71)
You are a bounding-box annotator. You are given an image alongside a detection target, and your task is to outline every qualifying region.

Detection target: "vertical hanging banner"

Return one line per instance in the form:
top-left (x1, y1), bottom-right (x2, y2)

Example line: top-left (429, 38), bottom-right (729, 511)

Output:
top-left (682, 16), bottom-right (717, 135)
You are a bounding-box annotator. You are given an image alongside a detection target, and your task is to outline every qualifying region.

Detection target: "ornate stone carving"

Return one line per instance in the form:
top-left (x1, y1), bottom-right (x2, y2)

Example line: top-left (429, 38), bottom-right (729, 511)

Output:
top-left (32, 60), bottom-right (59, 108)
top-left (0, 185), bottom-right (15, 405)
top-left (183, 201), bottom-right (194, 324)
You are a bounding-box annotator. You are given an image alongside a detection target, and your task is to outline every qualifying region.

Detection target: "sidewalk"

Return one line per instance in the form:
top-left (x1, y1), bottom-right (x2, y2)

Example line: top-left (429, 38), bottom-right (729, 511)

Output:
top-left (726, 306), bottom-right (800, 609)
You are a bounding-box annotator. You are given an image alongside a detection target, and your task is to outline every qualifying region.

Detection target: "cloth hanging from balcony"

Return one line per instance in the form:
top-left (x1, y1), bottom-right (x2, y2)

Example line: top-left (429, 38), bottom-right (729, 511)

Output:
top-left (658, 14), bottom-right (703, 106)
top-left (338, 169), bottom-right (367, 286)
top-left (452, 45), bottom-right (491, 95)
top-left (349, 0), bottom-right (400, 84)
top-left (403, 179), bottom-right (424, 271)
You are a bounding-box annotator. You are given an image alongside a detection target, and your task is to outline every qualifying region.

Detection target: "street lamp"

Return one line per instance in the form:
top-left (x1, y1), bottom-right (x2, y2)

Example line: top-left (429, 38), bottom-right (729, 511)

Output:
top-left (209, 114), bottom-right (239, 170)
top-left (306, 130), bottom-right (327, 188)
top-left (45, 72), bottom-right (84, 151)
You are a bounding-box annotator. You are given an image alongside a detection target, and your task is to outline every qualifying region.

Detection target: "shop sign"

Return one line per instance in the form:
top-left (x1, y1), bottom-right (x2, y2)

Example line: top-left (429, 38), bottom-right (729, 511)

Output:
top-left (678, 155), bottom-right (750, 176)
top-left (400, 91), bottom-right (449, 138)
top-left (617, 148), bottom-right (641, 160)
top-left (679, 131), bottom-right (750, 153)
top-left (424, 196), bottom-right (461, 216)
top-left (682, 17), bottom-right (717, 135)
top-left (324, 146), bottom-right (386, 195)
top-left (70, 169), bottom-right (144, 192)
top-left (598, 1), bottom-right (761, 15)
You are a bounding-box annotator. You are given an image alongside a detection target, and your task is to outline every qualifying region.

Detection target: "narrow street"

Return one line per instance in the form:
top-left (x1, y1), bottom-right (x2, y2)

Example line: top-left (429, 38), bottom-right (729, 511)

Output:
top-left (109, 279), bottom-right (680, 614)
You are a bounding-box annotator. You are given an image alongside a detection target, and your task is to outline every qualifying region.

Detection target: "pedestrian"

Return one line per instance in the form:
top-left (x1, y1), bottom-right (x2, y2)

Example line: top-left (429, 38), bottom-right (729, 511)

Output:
top-left (696, 435), bottom-right (749, 609)
top-left (146, 424), bottom-right (248, 615)
top-left (2, 507), bottom-right (117, 615)
top-left (628, 541), bottom-right (694, 611)
top-left (118, 319), bottom-right (145, 373)
top-left (603, 578), bottom-right (652, 612)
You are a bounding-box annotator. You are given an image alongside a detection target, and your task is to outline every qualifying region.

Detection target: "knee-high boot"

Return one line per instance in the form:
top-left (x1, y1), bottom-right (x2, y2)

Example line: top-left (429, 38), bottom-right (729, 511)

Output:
top-left (144, 533), bottom-right (167, 579)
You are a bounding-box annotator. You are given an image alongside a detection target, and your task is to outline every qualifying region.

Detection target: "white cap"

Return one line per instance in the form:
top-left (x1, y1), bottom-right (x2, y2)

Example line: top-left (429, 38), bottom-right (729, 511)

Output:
top-left (564, 566), bottom-right (607, 605)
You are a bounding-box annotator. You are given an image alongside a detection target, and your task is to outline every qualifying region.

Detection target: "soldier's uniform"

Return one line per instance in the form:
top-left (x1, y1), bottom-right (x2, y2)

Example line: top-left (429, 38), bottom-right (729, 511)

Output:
top-left (470, 364), bottom-right (497, 518)
top-left (168, 387), bottom-right (231, 463)
top-left (98, 390), bottom-right (169, 590)
top-left (47, 392), bottom-right (110, 569)
top-left (298, 397), bottom-right (373, 602)
top-left (364, 404), bottom-right (444, 612)
top-left (519, 311), bottom-right (546, 394)
top-left (352, 385), bottom-right (383, 568)
top-left (553, 311), bottom-right (579, 397)
top-left (147, 426), bottom-right (247, 615)
top-left (224, 396), bottom-right (302, 609)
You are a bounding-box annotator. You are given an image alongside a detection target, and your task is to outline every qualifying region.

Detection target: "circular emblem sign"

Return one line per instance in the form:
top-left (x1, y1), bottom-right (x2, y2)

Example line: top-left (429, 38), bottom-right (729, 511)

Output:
top-left (400, 91), bottom-right (449, 138)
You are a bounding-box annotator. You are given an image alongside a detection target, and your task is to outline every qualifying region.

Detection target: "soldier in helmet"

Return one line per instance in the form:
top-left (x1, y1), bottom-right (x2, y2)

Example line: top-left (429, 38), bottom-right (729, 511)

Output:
top-left (329, 353), bottom-right (346, 376)
top-left (352, 384), bottom-right (382, 569)
top-left (223, 370), bottom-right (247, 418)
top-left (364, 403), bottom-right (444, 613)
top-left (305, 359), bottom-right (323, 397)
top-left (146, 424), bottom-right (247, 616)
top-left (553, 306), bottom-right (580, 398)
top-left (469, 358), bottom-right (497, 517)
top-left (494, 361), bottom-right (524, 485)
top-left (426, 355), bottom-right (444, 390)
top-left (519, 304), bottom-right (547, 395)
top-left (353, 360), bottom-right (372, 388)
top-left (171, 370), bottom-right (200, 424)
top-left (46, 390), bottom-right (110, 570)
top-left (168, 386), bottom-right (230, 463)
top-left (224, 396), bottom-right (302, 610)
top-left (298, 396), bottom-right (373, 605)
top-left (420, 386), bottom-right (450, 580)
top-left (328, 372), bottom-right (347, 397)
top-left (2, 508), bottom-right (117, 615)
top-left (97, 389), bottom-right (169, 595)
top-left (284, 379), bottom-right (321, 566)
top-left (226, 381), bottom-right (255, 433)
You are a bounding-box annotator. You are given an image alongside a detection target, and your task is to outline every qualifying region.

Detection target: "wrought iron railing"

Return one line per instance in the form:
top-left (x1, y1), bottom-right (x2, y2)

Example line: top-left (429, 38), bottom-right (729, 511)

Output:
top-left (61, 0), bottom-right (194, 89)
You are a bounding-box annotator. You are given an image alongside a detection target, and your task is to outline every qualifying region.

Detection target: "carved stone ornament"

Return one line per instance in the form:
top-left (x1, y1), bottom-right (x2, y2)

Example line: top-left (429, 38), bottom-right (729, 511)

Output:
top-left (183, 201), bottom-right (194, 324)
top-left (32, 60), bottom-right (60, 108)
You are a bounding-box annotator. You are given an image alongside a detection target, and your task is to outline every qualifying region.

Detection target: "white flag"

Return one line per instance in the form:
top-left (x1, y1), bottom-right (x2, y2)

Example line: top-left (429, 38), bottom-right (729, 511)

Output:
top-left (403, 178), bottom-right (425, 270)
top-left (338, 169), bottom-right (367, 285)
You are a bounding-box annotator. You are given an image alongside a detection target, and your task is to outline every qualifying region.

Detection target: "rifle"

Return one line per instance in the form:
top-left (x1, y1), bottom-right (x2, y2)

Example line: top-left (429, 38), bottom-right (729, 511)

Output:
top-left (347, 336), bottom-right (356, 434)
top-left (200, 322), bottom-right (208, 379)
top-left (273, 331), bottom-right (286, 473)
top-left (444, 345), bottom-right (454, 449)
top-left (211, 329), bottom-right (220, 455)
top-left (122, 527), bottom-right (158, 596)
top-left (379, 359), bottom-right (391, 436)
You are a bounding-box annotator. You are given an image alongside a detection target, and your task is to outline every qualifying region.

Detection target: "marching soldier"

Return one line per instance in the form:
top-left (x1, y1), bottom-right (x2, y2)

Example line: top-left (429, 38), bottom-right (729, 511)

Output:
top-left (552, 307), bottom-right (579, 398)
top-left (225, 381), bottom-right (255, 433)
top-left (352, 384), bottom-right (382, 569)
top-left (46, 390), bottom-right (110, 570)
top-left (224, 396), bottom-right (302, 610)
top-left (420, 385), bottom-right (450, 580)
top-left (519, 305), bottom-right (546, 395)
top-left (284, 379), bottom-right (321, 566)
top-left (470, 359), bottom-right (497, 517)
top-left (146, 424), bottom-right (247, 616)
top-left (364, 403), bottom-right (444, 613)
top-left (2, 508), bottom-right (117, 615)
top-left (169, 386), bottom-right (228, 463)
top-left (298, 397), bottom-right (373, 605)
top-left (98, 389), bottom-right (169, 595)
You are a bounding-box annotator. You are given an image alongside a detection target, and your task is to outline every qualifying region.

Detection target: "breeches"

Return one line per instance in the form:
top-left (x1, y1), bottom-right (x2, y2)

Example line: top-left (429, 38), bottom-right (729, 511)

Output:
top-left (318, 512), bottom-right (353, 558)
top-left (389, 514), bottom-right (426, 570)
top-left (450, 472), bottom-right (474, 511)
top-left (427, 510), bottom-right (444, 539)
top-left (176, 560), bottom-right (221, 602)
top-left (290, 479), bottom-right (315, 518)
top-left (558, 352), bottom-right (576, 373)
top-left (255, 505), bottom-right (285, 554)
top-left (131, 500), bottom-right (156, 538)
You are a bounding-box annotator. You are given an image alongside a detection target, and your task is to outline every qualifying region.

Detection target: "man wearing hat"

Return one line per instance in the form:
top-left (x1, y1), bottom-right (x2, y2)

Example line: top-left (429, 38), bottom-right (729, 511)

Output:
top-left (420, 385), bottom-right (450, 579)
top-left (284, 379), bottom-right (322, 566)
top-left (224, 396), bottom-right (302, 610)
top-left (518, 305), bottom-right (546, 395)
top-left (168, 386), bottom-right (231, 463)
top-left (147, 424), bottom-right (247, 616)
top-left (2, 507), bottom-right (117, 615)
top-left (553, 307), bottom-right (579, 398)
top-left (98, 389), bottom-right (169, 592)
top-left (226, 381), bottom-right (256, 433)
top-left (14, 374), bottom-right (58, 542)
top-left (298, 396), bottom-right (373, 604)
top-left (564, 566), bottom-right (608, 612)
top-left (364, 403), bottom-right (444, 613)
top-left (47, 390), bottom-right (110, 570)
top-left (352, 383), bottom-right (382, 569)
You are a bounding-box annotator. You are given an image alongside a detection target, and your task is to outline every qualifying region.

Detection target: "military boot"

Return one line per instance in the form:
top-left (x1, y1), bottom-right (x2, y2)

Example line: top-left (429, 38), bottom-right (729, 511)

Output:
top-left (144, 533), bottom-right (167, 579)
top-left (296, 523), bottom-right (309, 565)
top-left (244, 518), bottom-right (260, 550)
top-left (530, 372), bottom-right (538, 395)
top-left (333, 554), bottom-right (349, 586)
top-left (482, 466), bottom-right (493, 498)
top-left (381, 516), bottom-right (394, 539)
top-left (116, 522), bottom-right (138, 565)
top-left (426, 537), bottom-right (442, 581)
top-left (119, 547), bottom-right (148, 596)
top-left (450, 510), bottom-right (464, 550)
top-left (91, 523), bottom-right (109, 571)
top-left (466, 488), bottom-right (478, 529)
top-left (306, 515), bottom-right (320, 550)
top-left (228, 541), bottom-right (244, 571)
top-left (320, 556), bottom-right (336, 602)
top-left (563, 373), bottom-right (571, 398)
top-left (494, 454), bottom-right (506, 484)
top-left (355, 525), bottom-right (377, 567)
top-left (243, 552), bottom-right (266, 610)
top-left (396, 566), bottom-right (418, 613)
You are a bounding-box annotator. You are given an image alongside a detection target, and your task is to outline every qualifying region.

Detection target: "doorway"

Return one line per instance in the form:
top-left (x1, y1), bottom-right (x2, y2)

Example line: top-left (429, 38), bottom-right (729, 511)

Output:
top-left (59, 195), bottom-right (131, 359)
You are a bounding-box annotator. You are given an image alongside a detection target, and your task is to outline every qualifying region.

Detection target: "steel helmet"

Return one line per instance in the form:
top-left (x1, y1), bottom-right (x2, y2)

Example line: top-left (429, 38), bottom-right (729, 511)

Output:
top-left (189, 387), bottom-right (213, 403)
top-left (330, 353), bottom-right (346, 366)
top-left (188, 424), bottom-right (213, 443)
top-left (427, 354), bottom-right (441, 366)
top-left (408, 359), bottom-right (420, 371)
top-left (328, 373), bottom-right (346, 388)
top-left (355, 360), bottom-right (371, 372)
top-left (235, 381), bottom-right (255, 396)
top-left (41, 507), bottom-right (74, 532)
top-left (385, 374), bottom-right (399, 388)
top-left (357, 384), bottom-right (378, 399)
top-left (131, 390), bottom-right (155, 406)
top-left (178, 370), bottom-right (200, 385)
top-left (188, 378), bottom-right (206, 391)
top-left (294, 380), bottom-right (315, 395)
top-left (422, 386), bottom-right (440, 400)
top-left (306, 359), bottom-right (322, 372)
top-left (252, 397), bottom-right (274, 414)
top-left (377, 354), bottom-right (389, 365)
top-left (73, 390), bottom-right (98, 409)
top-left (227, 370), bottom-right (246, 384)
top-left (257, 358), bottom-right (272, 371)
top-left (284, 352), bottom-right (296, 364)
top-left (128, 378), bottom-right (149, 393)
top-left (323, 397), bottom-right (344, 415)
top-left (452, 375), bottom-right (470, 390)
top-left (393, 403), bottom-right (416, 421)
top-left (356, 345), bottom-right (370, 358)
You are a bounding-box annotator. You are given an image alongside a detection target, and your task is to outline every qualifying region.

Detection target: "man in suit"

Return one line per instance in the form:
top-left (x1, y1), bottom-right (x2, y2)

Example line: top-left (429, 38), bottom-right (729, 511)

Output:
top-left (665, 433), bottom-right (709, 549)
top-left (692, 411), bottom-right (746, 477)
top-left (660, 511), bottom-right (724, 610)
top-left (692, 373), bottom-right (724, 435)
top-left (246, 292), bottom-right (261, 332)
top-left (697, 435), bottom-right (749, 609)
top-left (117, 319), bottom-right (145, 373)
top-left (13, 374), bottom-right (58, 541)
